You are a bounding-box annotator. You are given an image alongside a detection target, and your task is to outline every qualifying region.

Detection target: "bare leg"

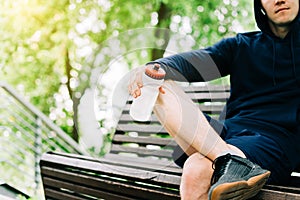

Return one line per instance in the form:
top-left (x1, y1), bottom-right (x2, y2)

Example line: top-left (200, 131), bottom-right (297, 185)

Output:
top-left (153, 81), bottom-right (270, 200)
top-left (180, 153), bottom-right (213, 200)
top-left (153, 80), bottom-right (245, 161)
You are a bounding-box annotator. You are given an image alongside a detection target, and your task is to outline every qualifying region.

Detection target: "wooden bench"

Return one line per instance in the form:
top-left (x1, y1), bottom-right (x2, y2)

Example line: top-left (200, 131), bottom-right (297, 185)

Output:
top-left (40, 83), bottom-right (300, 200)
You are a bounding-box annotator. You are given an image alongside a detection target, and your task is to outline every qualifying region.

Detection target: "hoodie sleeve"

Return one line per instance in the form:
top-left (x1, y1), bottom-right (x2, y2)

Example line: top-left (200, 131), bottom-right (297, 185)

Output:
top-left (148, 37), bottom-right (236, 82)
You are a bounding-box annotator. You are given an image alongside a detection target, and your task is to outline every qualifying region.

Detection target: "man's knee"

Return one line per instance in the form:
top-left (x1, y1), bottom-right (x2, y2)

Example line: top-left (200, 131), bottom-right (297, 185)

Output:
top-left (180, 153), bottom-right (213, 199)
top-left (181, 153), bottom-right (213, 186)
top-left (182, 153), bottom-right (212, 178)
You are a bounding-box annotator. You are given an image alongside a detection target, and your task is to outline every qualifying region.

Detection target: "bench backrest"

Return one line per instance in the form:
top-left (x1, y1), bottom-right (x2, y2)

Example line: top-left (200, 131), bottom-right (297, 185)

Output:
top-left (110, 84), bottom-right (230, 160)
top-left (110, 83), bottom-right (300, 174)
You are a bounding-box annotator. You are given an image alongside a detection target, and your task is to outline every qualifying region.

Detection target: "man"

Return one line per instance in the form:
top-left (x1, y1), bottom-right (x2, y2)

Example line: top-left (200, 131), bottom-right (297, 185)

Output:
top-left (129, 0), bottom-right (300, 199)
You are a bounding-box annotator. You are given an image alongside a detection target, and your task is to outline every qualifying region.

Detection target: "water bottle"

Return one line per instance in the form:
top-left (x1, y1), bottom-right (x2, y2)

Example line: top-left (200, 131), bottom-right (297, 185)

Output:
top-left (130, 64), bottom-right (166, 121)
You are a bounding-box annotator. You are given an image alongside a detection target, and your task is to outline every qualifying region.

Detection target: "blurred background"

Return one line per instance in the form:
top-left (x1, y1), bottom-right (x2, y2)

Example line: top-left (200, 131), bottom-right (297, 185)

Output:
top-left (0, 0), bottom-right (256, 199)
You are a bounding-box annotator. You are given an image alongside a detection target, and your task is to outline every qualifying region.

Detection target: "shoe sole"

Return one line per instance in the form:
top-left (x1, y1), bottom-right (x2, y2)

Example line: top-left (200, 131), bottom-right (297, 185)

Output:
top-left (210, 171), bottom-right (271, 200)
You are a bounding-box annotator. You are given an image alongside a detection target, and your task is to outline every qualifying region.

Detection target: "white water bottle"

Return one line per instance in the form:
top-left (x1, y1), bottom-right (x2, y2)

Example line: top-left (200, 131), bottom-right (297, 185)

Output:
top-left (130, 64), bottom-right (166, 121)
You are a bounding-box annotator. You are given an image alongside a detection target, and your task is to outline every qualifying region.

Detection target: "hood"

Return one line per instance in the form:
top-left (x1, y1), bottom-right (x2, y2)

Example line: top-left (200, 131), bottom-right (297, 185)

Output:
top-left (254, 0), bottom-right (269, 32)
top-left (254, 0), bottom-right (300, 33)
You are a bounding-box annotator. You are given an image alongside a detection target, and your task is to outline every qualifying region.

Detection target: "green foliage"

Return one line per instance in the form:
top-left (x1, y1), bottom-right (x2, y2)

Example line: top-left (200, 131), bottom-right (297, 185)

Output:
top-left (0, 1), bottom-right (74, 144)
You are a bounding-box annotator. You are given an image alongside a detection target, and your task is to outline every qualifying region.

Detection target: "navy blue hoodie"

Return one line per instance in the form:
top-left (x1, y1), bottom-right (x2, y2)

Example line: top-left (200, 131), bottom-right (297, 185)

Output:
top-left (152, 0), bottom-right (300, 170)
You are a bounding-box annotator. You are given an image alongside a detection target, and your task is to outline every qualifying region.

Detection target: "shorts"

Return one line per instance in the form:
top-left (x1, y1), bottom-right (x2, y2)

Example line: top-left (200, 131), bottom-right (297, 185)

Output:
top-left (172, 114), bottom-right (293, 185)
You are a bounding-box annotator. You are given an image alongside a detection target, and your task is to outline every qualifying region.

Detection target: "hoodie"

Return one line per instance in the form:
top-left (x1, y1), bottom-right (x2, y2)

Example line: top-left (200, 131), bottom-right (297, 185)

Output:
top-left (152, 0), bottom-right (300, 171)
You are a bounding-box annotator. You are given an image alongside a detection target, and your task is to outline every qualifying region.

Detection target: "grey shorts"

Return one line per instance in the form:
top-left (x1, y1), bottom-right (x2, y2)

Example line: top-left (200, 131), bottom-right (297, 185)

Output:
top-left (172, 114), bottom-right (293, 184)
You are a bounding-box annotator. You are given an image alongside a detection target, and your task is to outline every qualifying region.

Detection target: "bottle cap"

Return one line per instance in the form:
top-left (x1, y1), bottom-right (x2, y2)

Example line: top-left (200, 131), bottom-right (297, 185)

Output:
top-left (145, 64), bottom-right (166, 80)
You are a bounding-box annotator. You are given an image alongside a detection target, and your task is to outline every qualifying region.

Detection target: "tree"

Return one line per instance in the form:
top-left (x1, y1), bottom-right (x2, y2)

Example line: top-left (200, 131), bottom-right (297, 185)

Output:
top-left (0, 0), bottom-right (76, 135)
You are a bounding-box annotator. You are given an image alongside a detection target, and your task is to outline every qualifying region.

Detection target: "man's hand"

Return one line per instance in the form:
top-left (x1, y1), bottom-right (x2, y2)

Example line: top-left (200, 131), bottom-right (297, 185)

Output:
top-left (128, 65), bottom-right (165, 98)
top-left (128, 66), bottom-right (144, 98)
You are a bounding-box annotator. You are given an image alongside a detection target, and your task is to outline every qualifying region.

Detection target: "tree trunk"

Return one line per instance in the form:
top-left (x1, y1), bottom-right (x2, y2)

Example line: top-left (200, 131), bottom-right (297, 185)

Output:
top-left (65, 48), bottom-right (79, 142)
top-left (151, 2), bottom-right (172, 60)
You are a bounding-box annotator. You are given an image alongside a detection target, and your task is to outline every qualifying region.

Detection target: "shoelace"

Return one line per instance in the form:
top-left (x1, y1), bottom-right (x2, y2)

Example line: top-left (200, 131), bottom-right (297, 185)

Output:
top-left (210, 154), bottom-right (231, 185)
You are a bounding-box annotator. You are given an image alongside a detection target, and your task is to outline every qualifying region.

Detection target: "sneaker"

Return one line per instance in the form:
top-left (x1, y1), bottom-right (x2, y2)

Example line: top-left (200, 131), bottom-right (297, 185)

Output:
top-left (208, 153), bottom-right (271, 200)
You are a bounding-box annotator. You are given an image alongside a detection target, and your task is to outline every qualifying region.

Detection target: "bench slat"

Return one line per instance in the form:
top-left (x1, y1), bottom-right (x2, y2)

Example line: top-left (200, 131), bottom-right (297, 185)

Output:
top-left (113, 134), bottom-right (176, 147)
top-left (122, 104), bottom-right (225, 115)
top-left (255, 188), bottom-right (300, 199)
top-left (110, 144), bottom-right (173, 158)
top-left (187, 92), bottom-right (230, 101)
top-left (116, 123), bottom-right (167, 134)
top-left (263, 184), bottom-right (300, 194)
top-left (127, 92), bottom-right (230, 102)
top-left (44, 188), bottom-right (92, 200)
top-left (43, 176), bottom-right (132, 200)
top-left (182, 84), bottom-right (230, 92)
top-left (41, 153), bottom-right (180, 186)
top-left (103, 153), bottom-right (182, 174)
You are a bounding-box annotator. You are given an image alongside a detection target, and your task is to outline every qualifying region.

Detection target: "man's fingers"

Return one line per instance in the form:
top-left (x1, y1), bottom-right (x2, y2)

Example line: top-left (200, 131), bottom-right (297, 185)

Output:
top-left (137, 83), bottom-right (143, 88)
top-left (159, 86), bottom-right (165, 94)
top-left (129, 82), bottom-right (143, 98)
top-left (133, 88), bottom-right (141, 98)
top-left (128, 66), bottom-right (145, 97)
